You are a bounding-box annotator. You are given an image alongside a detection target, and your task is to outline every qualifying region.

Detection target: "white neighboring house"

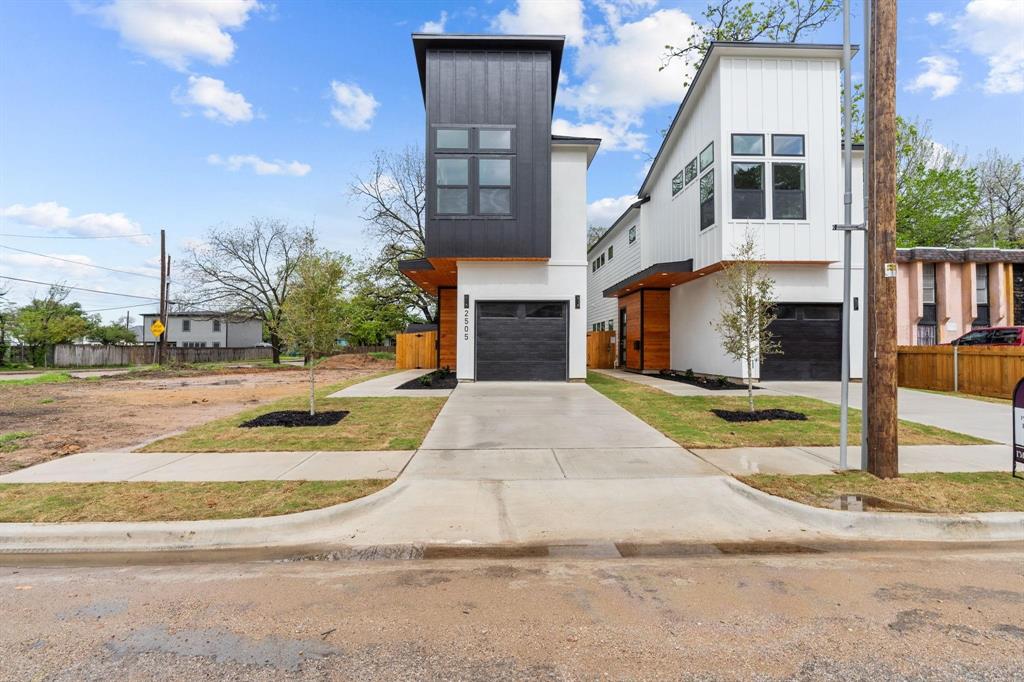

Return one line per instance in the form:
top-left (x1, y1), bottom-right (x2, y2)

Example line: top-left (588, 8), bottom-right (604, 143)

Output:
top-left (140, 312), bottom-right (264, 348)
top-left (587, 41), bottom-right (865, 381)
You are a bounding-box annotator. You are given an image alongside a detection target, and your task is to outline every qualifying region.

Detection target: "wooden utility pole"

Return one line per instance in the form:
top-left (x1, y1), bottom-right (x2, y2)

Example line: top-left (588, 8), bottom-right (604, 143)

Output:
top-left (866, 0), bottom-right (899, 478)
top-left (157, 229), bottom-right (167, 365)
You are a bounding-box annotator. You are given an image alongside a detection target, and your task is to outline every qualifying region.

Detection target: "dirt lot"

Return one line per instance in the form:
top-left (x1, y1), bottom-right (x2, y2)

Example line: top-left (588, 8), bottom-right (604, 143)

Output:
top-left (0, 355), bottom-right (394, 474)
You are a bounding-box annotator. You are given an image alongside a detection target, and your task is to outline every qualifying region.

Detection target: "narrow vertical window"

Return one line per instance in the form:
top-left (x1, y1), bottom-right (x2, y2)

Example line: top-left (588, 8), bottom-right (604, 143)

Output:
top-left (772, 163), bottom-right (806, 220)
top-left (918, 263), bottom-right (938, 345)
top-left (732, 162), bottom-right (765, 219)
top-left (672, 169), bottom-right (685, 196)
top-left (699, 142), bottom-right (714, 171)
top-left (684, 158), bottom-right (698, 185)
top-left (974, 264), bottom-right (990, 328)
top-left (478, 158), bottom-right (511, 214)
top-left (699, 171), bottom-right (715, 230)
top-left (628, 226), bottom-right (637, 244)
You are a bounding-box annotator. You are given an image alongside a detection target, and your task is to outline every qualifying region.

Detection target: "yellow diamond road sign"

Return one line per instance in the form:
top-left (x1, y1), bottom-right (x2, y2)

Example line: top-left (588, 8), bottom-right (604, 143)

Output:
top-left (150, 319), bottom-right (165, 338)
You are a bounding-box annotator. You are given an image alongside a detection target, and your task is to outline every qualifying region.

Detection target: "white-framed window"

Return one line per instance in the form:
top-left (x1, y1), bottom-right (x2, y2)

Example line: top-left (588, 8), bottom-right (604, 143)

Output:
top-left (212, 319), bottom-right (221, 332)
top-left (975, 264), bottom-right (990, 328)
top-left (181, 319), bottom-right (191, 332)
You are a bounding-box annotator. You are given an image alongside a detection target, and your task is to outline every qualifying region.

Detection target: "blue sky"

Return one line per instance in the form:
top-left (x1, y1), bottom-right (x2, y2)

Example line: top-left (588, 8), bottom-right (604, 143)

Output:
top-left (2, 0), bottom-right (1022, 321)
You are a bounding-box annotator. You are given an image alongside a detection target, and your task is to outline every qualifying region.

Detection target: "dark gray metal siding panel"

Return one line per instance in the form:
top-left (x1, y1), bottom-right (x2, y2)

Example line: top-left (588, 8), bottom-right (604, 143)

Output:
top-left (424, 49), bottom-right (552, 260)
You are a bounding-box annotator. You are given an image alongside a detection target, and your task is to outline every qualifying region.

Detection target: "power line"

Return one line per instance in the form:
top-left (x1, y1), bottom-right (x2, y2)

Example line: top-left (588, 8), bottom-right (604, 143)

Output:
top-left (0, 244), bottom-right (161, 280)
top-left (0, 232), bottom-right (152, 240)
top-left (82, 302), bottom-right (160, 313)
top-left (0, 275), bottom-right (162, 301)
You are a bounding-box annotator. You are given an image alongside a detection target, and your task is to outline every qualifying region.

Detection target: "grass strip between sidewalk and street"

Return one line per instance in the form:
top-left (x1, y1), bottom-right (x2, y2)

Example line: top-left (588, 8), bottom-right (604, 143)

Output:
top-left (740, 471), bottom-right (1024, 514)
top-left (0, 480), bottom-right (390, 522)
top-left (140, 372), bottom-right (445, 452)
top-left (587, 371), bottom-right (988, 449)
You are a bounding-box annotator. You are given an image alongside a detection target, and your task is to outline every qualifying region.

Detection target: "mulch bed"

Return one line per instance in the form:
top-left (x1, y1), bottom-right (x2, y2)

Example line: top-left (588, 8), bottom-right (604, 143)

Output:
top-left (658, 370), bottom-right (756, 391)
top-left (711, 408), bottom-right (807, 422)
top-left (396, 369), bottom-right (458, 390)
top-left (240, 410), bottom-right (349, 428)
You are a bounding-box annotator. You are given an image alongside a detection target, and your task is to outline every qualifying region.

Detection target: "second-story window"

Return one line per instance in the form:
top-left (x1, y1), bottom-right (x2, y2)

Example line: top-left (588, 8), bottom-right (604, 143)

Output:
top-left (700, 171), bottom-right (715, 230)
top-left (608, 245), bottom-right (613, 260)
top-left (773, 163), bottom-right (806, 220)
top-left (182, 319), bottom-right (191, 332)
top-left (628, 226), bottom-right (637, 244)
top-left (699, 142), bottom-right (714, 171)
top-left (975, 264), bottom-right (990, 328)
top-left (479, 158), bottom-right (511, 214)
top-left (918, 263), bottom-right (938, 345)
top-left (685, 158), bottom-right (698, 185)
top-left (731, 134), bottom-right (764, 156)
top-left (433, 126), bottom-right (515, 218)
top-left (732, 162), bottom-right (765, 219)
top-left (213, 320), bottom-right (221, 332)
top-left (672, 169), bottom-right (685, 196)
top-left (437, 157), bottom-right (470, 214)
top-left (772, 134), bottom-right (805, 156)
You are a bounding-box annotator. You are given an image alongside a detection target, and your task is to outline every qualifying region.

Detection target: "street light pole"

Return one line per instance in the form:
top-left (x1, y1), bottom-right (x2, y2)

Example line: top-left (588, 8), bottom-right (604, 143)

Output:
top-left (838, 0), bottom-right (854, 470)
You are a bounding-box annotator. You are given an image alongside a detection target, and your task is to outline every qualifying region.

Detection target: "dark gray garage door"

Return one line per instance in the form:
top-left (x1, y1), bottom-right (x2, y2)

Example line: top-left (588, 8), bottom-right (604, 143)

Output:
top-left (476, 301), bottom-right (567, 381)
top-left (761, 304), bottom-right (842, 381)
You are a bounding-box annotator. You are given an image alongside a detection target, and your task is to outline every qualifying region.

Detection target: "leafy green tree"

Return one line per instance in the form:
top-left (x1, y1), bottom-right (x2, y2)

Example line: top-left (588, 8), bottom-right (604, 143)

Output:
top-left (87, 315), bottom-right (139, 345)
top-left (279, 252), bottom-right (350, 415)
top-left (895, 117), bottom-right (979, 247)
top-left (13, 285), bottom-right (90, 366)
top-left (662, 0), bottom-right (841, 83)
top-left (0, 285), bottom-right (15, 366)
top-left (713, 232), bottom-right (780, 412)
top-left (343, 267), bottom-right (417, 346)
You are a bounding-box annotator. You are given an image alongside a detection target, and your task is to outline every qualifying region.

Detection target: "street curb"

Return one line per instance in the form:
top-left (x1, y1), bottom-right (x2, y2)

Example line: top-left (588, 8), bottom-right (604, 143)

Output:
top-left (0, 479), bottom-right (409, 554)
top-left (723, 477), bottom-right (1024, 542)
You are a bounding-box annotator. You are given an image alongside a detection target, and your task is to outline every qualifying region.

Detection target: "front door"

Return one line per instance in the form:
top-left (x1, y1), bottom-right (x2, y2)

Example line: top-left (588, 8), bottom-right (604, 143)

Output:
top-left (618, 307), bottom-right (627, 367)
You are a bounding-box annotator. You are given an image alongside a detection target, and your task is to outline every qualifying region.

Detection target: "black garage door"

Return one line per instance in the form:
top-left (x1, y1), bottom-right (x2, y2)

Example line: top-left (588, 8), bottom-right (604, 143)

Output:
top-left (761, 304), bottom-right (842, 380)
top-left (476, 301), bottom-right (567, 381)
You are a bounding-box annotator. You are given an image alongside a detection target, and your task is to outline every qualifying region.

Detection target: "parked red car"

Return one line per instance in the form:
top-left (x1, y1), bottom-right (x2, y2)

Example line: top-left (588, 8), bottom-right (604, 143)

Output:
top-left (951, 326), bottom-right (1024, 346)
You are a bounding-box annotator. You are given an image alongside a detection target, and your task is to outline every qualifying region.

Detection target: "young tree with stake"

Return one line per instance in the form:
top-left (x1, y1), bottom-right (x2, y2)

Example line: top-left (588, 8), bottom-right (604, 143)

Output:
top-left (280, 252), bottom-right (349, 416)
top-left (713, 232), bottom-right (780, 412)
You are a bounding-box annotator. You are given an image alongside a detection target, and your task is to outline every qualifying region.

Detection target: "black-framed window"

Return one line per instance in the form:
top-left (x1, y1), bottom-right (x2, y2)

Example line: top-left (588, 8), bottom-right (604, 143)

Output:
top-left (699, 142), bottom-right (714, 171)
top-left (918, 263), bottom-right (937, 345)
top-left (479, 128), bottom-right (512, 150)
top-left (732, 162), bottom-right (765, 219)
top-left (685, 158), bottom-right (698, 184)
top-left (772, 163), bottom-right (806, 220)
top-left (436, 157), bottom-right (470, 214)
top-left (975, 264), bottom-right (990, 328)
top-left (182, 319), bottom-right (191, 332)
top-left (772, 134), bottom-right (805, 156)
top-left (436, 128), bottom-right (470, 150)
top-left (731, 133), bottom-right (764, 156)
top-left (478, 157), bottom-right (512, 215)
top-left (699, 171), bottom-right (715, 230)
top-left (672, 169), bottom-right (685, 196)
top-left (212, 320), bottom-right (221, 332)
top-left (628, 226), bottom-right (636, 243)
top-left (608, 245), bottom-right (613, 260)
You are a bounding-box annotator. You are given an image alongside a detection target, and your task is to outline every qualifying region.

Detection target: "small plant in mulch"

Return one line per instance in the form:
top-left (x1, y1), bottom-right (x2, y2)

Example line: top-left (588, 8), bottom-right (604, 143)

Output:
top-left (240, 410), bottom-right (349, 428)
top-left (710, 408), bottom-right (807, 423)
top-left (658, 369), bottom-right (757, 391)
top-left (397, 367), bottom-right (457, 390)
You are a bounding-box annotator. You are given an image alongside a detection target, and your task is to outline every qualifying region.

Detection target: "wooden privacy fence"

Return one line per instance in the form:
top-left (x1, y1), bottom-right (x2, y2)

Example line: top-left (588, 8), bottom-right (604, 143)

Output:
top-left (897, 345), bottom-right (1024, 399)
top-left (396, 331), bottom-right (438, 370)
top-left (587, 331), bottom-right (616, 369)
top-left (53, 344), bottom-right (272, 367)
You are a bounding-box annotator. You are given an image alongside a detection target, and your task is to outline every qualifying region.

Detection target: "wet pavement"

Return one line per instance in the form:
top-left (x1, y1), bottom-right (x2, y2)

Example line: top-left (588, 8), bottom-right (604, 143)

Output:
top-left (2, 546), bottom-right (1021, 680)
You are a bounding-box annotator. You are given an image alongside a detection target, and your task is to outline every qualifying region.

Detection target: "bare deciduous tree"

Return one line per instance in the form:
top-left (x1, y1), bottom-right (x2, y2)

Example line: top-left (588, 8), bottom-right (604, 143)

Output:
top-left (713, 232), bottom-right (780, 412)
top-left (976, 150), bottom-right (1024, 247)
top-left (350, 146), bottom-right (434, 321)
top-left (180, 218), bottom-right (312, 363)
top-left (662, 0), bottom-right (841, 83)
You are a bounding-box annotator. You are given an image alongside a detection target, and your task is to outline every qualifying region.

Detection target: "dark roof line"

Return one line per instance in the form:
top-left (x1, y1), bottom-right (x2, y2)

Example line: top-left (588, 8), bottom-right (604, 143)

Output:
top-left (551, 134), bottom-right (602, 144)
top-left (896, 247), bottom-right (1024, 264)
top-left (638, 40), bottom-right (859, 197)
top-left (603, 259), bottom-right (694, 298)
top-left (587, 197), bottom-right (650, 255)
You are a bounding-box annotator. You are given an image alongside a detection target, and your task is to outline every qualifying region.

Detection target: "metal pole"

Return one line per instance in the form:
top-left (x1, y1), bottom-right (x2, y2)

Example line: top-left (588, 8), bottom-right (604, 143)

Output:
top-left (839, 0), bottom-right (853, 469)
top-left (860, 0), bottom-right (872, 471)
top-left (953, 344), bottom-right (959, 393)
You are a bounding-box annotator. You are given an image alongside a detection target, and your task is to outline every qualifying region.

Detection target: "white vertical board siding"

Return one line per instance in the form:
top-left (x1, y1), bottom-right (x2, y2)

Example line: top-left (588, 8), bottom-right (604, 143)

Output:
top-left (641, 68), bottom-right (722, 271)
top-left (587, 224), bottom-right (641, 330)
top-left (720, 56), bottom-right (843, 263)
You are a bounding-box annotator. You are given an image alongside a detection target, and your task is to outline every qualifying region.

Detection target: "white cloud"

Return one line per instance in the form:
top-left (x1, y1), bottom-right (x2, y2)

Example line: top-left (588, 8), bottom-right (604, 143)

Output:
top-left (86, 0), bottom-right (261, 71)
top-left (492, 0), bottom-right (586, 47)
top-left (906, 55), bottom-right (962, 98)
top-left (1, 202), bottom-right (150, 244)
top-left (553, 118), bottom-right (645, 152)
top-left (587, 194), bottom-right (636, 228)
top-left (207, 154), bottom-right (311, 176)
top-left (329, 81), bottom-right (379, 131)
top-left (953, 0), bottom-right (1024, 94)
top-left (419, 11), bottom-right (448, 32)
top-left (925, 11), bottom-right (945, 26)
top-left (177, 75), bottom-right (254, 124)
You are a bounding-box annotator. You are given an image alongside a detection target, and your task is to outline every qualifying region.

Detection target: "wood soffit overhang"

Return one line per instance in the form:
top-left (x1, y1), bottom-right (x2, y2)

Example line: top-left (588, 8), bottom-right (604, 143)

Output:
top-left (399, 257), bottom-right (547, 294)
top-left (603, 260), bottom-right (835, 299)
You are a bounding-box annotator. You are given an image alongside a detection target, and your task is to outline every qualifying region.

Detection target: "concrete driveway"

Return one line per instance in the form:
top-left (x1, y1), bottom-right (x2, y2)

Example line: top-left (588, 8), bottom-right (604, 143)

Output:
top-left (761, 381), bottom-right (1010, 444)
top-left (410, 381), bottom-right (716, 480)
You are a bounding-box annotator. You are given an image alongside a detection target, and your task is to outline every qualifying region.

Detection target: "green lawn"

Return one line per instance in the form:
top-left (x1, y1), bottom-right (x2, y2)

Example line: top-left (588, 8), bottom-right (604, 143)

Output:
top-left (741, 471), bottom-right (1024, 513)
top-left (140, 374), bottom-right (445, 452)
top-left (0, 432), bottom-right (32, 453)
top-left (0, 372), bottom-right (73, 388)
top-left (0, 480), bottom-right (390, 522)
top-left (587, 371), bottom-right (987, 448)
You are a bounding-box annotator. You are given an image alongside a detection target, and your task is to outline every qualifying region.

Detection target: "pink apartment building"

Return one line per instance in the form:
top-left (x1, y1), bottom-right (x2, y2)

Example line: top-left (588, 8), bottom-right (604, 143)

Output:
top-left (896, 247), bottom-right (1024, 345)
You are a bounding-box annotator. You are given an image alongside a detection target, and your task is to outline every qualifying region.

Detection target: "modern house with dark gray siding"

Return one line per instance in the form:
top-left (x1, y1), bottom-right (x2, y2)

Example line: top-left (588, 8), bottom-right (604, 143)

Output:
top-left (401, 34), bottom-right (599, 381)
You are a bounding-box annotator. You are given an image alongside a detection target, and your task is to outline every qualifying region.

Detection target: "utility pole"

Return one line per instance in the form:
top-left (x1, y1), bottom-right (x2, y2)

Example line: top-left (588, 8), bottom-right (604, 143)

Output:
top-left (861, 0), bottom-right (872, 472)
top-left (865, 0), bottom-right (899, 478)
top-left (157, 229), bottom-right (167, 365)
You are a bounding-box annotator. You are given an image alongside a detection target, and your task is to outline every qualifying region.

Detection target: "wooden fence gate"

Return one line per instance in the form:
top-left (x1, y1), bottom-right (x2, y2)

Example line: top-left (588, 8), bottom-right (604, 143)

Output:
top-left (897, 345), bottom-right (1024, 399)
top-left (586, 331), bottom-right (616, 369)
top-left (396, 331), bottom-right (438, 370)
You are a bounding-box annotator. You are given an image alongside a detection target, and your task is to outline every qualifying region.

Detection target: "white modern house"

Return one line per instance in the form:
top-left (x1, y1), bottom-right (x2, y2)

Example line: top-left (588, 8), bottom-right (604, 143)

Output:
top-left (400, 34), bottom-right (599, 381)
top-left (140, 312), bottom-right (264, 348)
top-left (588, 41), bottom-right (865, 381)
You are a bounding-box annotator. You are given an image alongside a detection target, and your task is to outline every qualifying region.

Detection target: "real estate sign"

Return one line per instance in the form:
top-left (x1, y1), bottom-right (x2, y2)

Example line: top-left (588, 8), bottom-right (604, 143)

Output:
top-left (1014, 378), bottom-right (1024, 478)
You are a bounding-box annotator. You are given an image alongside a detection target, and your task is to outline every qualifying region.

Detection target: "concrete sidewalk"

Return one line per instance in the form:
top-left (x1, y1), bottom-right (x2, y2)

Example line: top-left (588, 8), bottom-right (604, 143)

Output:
top-left (0, 450), bottom-right (414, 483)
top-left (593, 368), bottom-right (750, 396)
top-left (326, 370), bottom-right (453, 398)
